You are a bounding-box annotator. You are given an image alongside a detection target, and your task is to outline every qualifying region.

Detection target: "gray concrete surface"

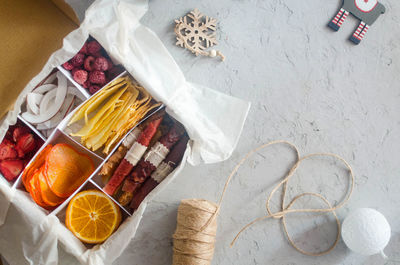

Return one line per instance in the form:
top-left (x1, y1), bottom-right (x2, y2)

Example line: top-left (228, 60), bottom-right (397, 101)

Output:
top-left (57, 0), bottom-right (400, 264)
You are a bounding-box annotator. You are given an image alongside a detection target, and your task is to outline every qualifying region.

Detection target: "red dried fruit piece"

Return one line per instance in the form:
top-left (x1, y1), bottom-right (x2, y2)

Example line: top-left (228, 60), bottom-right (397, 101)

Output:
top-left (89, 71), bottom-right (106, 85)
top-left (89, 85), bottom-right (101, 94)
top-left (106, 59), bottom-right (114, 71)
top-left (0, 140), bottom-right (17, 160)
top-left (73, 70), bottom-right (88, 85)
top-left (13, 126), bottom-right (30, 142)
top-left (87, 41), bottom-right (102, 56)
top-left (71, 53), bottom-right (85, 67)
top-left (79, 43), bottom-right (88, 54)
top-left (0, 159), bottom-right (24, 181)
top-left (84, 56), bottom-right (95, 71)
top-left (71, 67), bottom-right (82, 76)
top-left (16, 133), bottom-right (36, 157)
top-left (62, 61), bottom-right (74, 70)
top-left (82, 80), bottom-right (90, 89)
top-left (93, 57), bottom-right (109, 71)
top-left (107, 65), bottom-right (124, 80)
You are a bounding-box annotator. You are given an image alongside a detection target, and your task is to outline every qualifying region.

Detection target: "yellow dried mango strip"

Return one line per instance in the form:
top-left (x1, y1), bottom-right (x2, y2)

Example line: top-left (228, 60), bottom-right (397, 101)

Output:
top-left (68, 78), bottom-right (127, 125)
top-left (85, 92), bottom-right (133, 151)
top-left (71, 87), bottom-right (127, 137)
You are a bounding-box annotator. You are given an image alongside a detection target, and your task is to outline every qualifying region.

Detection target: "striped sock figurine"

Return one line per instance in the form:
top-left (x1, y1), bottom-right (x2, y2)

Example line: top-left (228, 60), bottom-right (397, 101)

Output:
top-left (328, 0), bottom-right (385, 44)
top-left (328, 8), bottom-right (349, 31)
top-left (350, 22), bottom-right (369, 44)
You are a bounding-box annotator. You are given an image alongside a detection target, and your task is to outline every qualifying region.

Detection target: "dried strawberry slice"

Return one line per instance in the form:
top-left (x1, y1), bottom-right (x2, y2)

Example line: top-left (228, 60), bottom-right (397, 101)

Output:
top-left (13, 126), bottom-right (30, 142)
top-left (16, 133), bottom-right (36, 158)
top-left (0, 139), bottom-right (17, 160)
top-left (0, 159), bottom-right (24, 181)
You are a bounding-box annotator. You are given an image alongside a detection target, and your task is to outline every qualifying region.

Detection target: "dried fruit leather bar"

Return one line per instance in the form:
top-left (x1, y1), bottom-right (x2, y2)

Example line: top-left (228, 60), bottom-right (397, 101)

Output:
top-left (103, 117), bottom-right (163, 196)
top-left (118, 123), bottom-right (185, 206)
top-left (100, 126), bottom-right (142, 184)
top-left (130, 135), bottom-right (189, 210)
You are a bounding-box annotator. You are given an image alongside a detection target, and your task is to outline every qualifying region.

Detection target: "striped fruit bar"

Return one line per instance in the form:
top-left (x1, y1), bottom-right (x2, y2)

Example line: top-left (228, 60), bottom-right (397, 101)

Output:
top-left (130, 134), bottom-right (189, 211)
top-left (103, 116), bottom-right (163, 196)
top-left (99, 126), bottom-right (142, 184)
top-left (118, 123), bottom-right (185, 206)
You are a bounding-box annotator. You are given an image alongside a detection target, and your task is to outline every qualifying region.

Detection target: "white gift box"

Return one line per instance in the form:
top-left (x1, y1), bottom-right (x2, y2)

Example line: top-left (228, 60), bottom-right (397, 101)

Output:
top-left (0, 0), bottom-right (250, 264)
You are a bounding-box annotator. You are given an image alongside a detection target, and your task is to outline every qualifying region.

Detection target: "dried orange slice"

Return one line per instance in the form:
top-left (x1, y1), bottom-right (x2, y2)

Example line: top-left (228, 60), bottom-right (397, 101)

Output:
top-left (45, 144), bottom-right (94, 198)
top-left (22, 145), bottom-right (52, 193)
top-left (30, 169), bottom-right (50, 209)
top-left (65, 190), bottom-right (121, 244)
top-left (37, 169), bottom-right (64, 207)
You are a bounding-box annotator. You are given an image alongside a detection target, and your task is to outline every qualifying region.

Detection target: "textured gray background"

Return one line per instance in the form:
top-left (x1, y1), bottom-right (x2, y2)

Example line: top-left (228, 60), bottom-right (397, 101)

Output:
top-left (56, 0), bottom-right (400, 264)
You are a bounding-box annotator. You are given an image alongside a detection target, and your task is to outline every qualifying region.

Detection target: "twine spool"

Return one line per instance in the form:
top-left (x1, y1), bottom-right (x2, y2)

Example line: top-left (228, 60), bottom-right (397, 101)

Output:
top-left (172, 199), bottom-right (218, 265)
top-left (172, 141), bottom-right (355, 264)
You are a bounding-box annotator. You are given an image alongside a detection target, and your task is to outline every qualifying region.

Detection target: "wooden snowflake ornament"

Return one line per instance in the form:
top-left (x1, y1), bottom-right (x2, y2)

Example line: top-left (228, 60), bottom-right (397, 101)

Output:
top-left (175, 9), bottom-right (225, 61)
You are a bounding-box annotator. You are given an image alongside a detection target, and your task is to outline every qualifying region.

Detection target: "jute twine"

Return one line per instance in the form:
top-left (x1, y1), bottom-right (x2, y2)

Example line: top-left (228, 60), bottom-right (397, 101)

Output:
top-left (172, 140), bottom-right (354, 264)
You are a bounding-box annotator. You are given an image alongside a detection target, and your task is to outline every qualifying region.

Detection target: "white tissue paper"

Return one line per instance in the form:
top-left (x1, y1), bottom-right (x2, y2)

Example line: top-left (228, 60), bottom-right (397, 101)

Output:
top-left (0, 0), bottom-right (250, 264)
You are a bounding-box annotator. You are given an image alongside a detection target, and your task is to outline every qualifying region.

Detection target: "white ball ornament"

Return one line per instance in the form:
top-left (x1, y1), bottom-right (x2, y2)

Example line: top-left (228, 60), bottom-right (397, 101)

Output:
top-left (341, 208), bottom-right (391, 256)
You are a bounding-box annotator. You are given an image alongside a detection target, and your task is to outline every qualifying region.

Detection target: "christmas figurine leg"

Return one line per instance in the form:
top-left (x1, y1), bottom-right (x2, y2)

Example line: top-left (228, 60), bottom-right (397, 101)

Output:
top-left (328, 8), bottom-right (349, 31)
top-left (350, 21), bottom-right (369, 45)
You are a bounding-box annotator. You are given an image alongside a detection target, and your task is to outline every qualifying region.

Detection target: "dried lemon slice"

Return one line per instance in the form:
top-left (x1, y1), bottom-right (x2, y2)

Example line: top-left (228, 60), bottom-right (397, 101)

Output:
top-left (65, 190), bottom-right (121, 244)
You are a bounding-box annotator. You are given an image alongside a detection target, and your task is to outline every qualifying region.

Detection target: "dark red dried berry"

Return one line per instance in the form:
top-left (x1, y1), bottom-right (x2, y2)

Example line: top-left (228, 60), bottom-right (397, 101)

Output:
top-left (71, 53), bottom-right (85, 67)
top-left (107, 65), bottom-right (124, 80)
top-left (106, 59), bottom-right (114, 71)
top-left (62, 61), bottom-right (74, 70)
top-left (82, 80), bottom-right (90, 89)
top-left (87, 41), bottom-right (102, 56)
top-left (71, 68), bottom-right (82, 76)
top-left (89, 85), bottom-right (101, 94)
top-left (89, 71), bottom-right (106, 85)
top-left (84, 56), bottom-right (95, 71)
top-left (79, 43), bottom-right (88, 54)
top-left (93, 57), bottom-right (109, 71)
top-left (73, 70), bottom-right (88, 85)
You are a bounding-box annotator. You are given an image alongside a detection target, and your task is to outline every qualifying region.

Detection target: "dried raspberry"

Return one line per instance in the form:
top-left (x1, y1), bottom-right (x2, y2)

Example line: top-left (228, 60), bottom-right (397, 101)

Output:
top-left (107, 65), bottom-right (124, 80)
top-left (79, 43), bottom-right (88, 54)
top-left (106, 59), bottom-right (114, 70)
top-left (82, 80), bottom-right (90, 89)
top-left (87, 41), bottom-right (102, 56)
top-left (0, 139), bottom-right (17, 160)
top-left (84, 56), bottom-right (95, 71)
top-left (71, 53), bottom-right (85, 67)
top-left (16, 133), bottom-right (36, 157)
top-left (93, 57), bottom-right (109, 71)
top-left (73, 70), bottom-right (88, 85)
top-left (71, 67), bottom-right (82, 76)
top-left (89, 71), bottom-right (106, 85)
top-left (13, 126), bottom-right (30, 142)
top-left (0, 159), bottom-right (24, 181)
top-left (89, 85), bottom-right (101, 94)
top-left (62, 61), bottom-right (74, 70)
